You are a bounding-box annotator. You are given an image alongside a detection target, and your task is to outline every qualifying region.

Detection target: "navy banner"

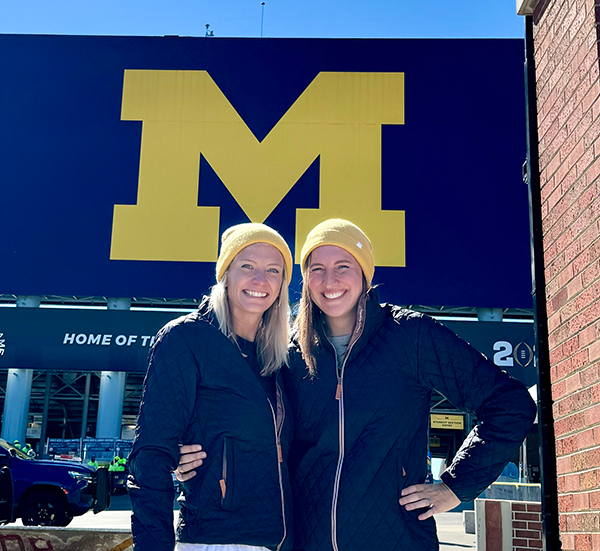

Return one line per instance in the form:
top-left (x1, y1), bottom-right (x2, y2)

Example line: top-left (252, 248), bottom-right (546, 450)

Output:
top-left (0, 35), bottom-right (530, 307)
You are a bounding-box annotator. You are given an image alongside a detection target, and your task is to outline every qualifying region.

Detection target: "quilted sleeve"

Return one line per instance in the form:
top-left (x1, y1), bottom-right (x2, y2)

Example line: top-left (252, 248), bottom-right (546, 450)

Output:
top-left (414, 315), bottom-right (537, 502)
top-left (128, 323), bottom-right (199, 551)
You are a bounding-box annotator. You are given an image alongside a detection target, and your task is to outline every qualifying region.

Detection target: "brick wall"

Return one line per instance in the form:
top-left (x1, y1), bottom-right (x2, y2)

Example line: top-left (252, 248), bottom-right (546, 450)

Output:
top-left (475, 499), bottom-right (543, 550)
top-left (513, 502), bottom-right (544, 550)
top-left (533, 0), bottom-right (600, 548)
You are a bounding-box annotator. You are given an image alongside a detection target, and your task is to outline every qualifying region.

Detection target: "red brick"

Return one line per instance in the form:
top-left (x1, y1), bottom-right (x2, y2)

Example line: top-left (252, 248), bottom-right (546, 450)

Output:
top-left (513, 520), bottom-right (528, 529)
top-left (574, 491), bottom-right (591, 510)
top-left (557, 454), bottom-right (572, 474)
top-left (582, 512), bottom-right (600, 531)
top-left (556, 419), bottom-right (570, 439)
top-left (559, 493), bottom-right (574, 512)
top-left (512, 503), bottom-right (527, 511)
top-left (580, 469), bottom-right (598, 490)
top-left (567, 512), bottom-right (583, 531)
top-left (515, 529), bottom-right (542, 539)
top-left (572, 450), bottom-right (587, 470)
top-left (573, 349), bottom-right (590, 370)
top-left (589, 489), bottom-right (600, 509)
top-left (581, 325), bottom-right (598, 348)
top-left (567, 411), bottom-right (586, 432)
top-left (592, 382), bottom-right (600, 402)
top-left (527, 521), bottom-right (543, 531)
top-left (556, 358), bottom-right (574, 382)
top-left (582, 364), bottom-right (600, 386)
top-left (591, 341), bottom-right (600, 362)
top-left (553, 379), bottom-right (568, 400)
top-left (528, 539), bottom-right (543, 549)
top-left (512, 538), bottom-right (528, 547)
top-left (587, 447), bottom-right (600, 468)
top-left (563, 533), bottom-right (575, 551)
top-left (550, 344), bottom-right (565, 365)
top-left (584, 405), bottom-right (600, 427)
top-left (566, 372), bottom-right (582, 393)
top-left (552, 287), bottom-right (569, 312)
top-left (575, 534), bottom-right (593, 551)
top-left (578, 428), bottom-right (595, 450)
top-left (565, 473), bottom-right (580, 491)
top-left (557, 438), bottom-right (564, 455)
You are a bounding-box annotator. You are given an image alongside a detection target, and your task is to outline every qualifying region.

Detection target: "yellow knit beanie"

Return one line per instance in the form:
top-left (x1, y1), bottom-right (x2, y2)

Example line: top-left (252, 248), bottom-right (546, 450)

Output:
top-left (216, 223), bottom-right (293, 284)
top-left (300, 219), bottom-right (375, 286)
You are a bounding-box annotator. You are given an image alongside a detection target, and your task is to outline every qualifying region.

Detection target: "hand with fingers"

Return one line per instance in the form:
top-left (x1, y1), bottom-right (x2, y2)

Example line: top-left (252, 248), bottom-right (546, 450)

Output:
top-left (174, 444), bottom-right (207, 482)
top-left (399, 482), bottom-right (460, 521)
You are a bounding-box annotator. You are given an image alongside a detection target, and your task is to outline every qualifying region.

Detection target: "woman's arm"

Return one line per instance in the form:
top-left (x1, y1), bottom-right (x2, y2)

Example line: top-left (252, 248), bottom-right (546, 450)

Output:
top-left (413, 315), bottom-right (537, 502)
top-left (128, 323), bottom-right (199, 551)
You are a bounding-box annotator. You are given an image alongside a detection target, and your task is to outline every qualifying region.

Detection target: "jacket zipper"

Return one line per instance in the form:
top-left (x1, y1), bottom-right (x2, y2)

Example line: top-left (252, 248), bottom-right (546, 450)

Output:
top-left (268, 380), bottom-right (287, 551)
top-left (220, 438), bottom-right (227, 501)
top-left (329, 301), bottom-right (366, 551)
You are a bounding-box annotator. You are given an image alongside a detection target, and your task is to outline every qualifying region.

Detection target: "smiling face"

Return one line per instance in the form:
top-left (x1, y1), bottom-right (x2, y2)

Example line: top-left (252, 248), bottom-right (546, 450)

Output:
top-left (306, 245), bottom-right (364, 336)
top-left (226, 242), bottom-right (285, 338)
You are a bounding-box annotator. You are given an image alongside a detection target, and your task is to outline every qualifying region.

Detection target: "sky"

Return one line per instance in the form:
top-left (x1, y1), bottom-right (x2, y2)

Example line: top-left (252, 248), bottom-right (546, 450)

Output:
top-left (1, 0), bottom-right (525, 39)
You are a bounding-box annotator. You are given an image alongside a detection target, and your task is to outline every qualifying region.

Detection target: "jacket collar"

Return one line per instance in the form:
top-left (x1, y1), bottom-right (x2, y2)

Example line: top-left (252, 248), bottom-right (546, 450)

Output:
top-left (315, 287), bottom-right (386, 360)
top-left (196, 295), bottom-right (219, 328)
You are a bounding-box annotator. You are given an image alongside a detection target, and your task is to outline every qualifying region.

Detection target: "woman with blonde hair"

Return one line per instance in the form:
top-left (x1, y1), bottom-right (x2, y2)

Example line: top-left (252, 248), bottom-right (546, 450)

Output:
top-left (129, 223), bottom-right (294, 551)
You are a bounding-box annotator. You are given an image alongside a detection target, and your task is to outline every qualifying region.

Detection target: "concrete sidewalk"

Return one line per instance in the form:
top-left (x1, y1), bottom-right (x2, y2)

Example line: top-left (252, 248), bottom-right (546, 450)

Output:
top-left (6, 494), bottom-right (476, 550)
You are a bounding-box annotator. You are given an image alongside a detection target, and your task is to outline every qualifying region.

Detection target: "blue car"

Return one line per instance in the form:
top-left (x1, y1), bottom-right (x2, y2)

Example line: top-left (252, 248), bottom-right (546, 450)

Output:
top-left (0, 438), bottom-right (109, 526)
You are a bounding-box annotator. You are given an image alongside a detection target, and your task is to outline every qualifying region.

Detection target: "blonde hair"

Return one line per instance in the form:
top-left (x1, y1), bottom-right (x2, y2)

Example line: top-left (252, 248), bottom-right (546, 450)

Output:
top-left (209, 267), bottom-right (290, 376)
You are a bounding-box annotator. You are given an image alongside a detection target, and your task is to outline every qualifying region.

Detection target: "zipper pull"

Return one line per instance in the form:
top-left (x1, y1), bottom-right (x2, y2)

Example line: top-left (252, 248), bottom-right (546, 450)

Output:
top-left (335, 383), bottom-right (342, 400)
top-left (278, 444), bottom-right (283, 463)
top-left (220, 479), bottom-right (227, 498)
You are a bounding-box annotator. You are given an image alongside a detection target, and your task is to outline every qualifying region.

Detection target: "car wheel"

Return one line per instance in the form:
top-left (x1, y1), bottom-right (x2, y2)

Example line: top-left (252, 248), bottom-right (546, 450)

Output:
top-left (21, 490), bottom-right (72, 527)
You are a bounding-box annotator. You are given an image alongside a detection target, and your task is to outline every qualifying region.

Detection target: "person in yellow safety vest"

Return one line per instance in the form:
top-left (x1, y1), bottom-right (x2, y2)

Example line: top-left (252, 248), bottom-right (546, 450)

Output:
top-left (23, 443), bottom-right (35, 458)
top-left (115, 456), bottom-right (126, 472)
top-left (109, 456), bottom-right (125, 472)
top-left (13, 440), bottom-right (21, 451)
top-left (88, 456), bottom-right (99, 469)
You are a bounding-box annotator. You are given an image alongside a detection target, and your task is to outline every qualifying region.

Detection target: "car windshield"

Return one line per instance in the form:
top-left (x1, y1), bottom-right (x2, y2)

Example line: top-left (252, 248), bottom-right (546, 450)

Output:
top-left (0, 439), bottom-right (32, 460)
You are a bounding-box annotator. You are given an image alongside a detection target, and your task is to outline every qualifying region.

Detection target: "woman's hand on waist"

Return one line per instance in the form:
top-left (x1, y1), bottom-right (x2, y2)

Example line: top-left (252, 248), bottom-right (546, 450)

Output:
top-left (399, 482), bottom-right (460, 520)
top-left (174, 444), bottom-right (206, 482)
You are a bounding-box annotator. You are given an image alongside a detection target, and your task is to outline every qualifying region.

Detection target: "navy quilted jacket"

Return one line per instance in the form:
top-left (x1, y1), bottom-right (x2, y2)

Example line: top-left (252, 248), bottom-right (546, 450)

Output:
top-left (128, 298), bottom-right (294, 551)
top-left (283, 291), bottom-right (536, 551)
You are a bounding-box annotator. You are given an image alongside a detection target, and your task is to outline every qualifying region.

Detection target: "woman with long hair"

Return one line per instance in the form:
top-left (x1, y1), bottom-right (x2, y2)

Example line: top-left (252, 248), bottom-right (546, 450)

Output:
top-left (129, 223), bottom-right (294, 551)
top-left (284, 218), bottom-right (536, 551)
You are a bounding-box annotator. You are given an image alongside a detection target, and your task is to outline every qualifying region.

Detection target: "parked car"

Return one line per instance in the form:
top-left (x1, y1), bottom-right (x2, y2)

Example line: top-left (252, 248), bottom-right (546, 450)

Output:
top-left (0, 438), bottom-right (109, 526)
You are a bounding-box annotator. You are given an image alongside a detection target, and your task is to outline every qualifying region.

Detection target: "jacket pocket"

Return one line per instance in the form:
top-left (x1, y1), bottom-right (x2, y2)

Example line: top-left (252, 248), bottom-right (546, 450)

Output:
top-left (220, 437), bottom-right (234, 511)
top-left (397, 455), bottom-right (407, 501)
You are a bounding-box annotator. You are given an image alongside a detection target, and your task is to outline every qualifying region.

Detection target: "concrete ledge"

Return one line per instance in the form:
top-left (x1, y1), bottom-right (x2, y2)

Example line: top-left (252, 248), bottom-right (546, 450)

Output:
top-left (479, 481), bottom-right (541, 502)
top-left (463, 509), bottom-right (475, 534)
top-left (0, 526), bottom-right (132, 551)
